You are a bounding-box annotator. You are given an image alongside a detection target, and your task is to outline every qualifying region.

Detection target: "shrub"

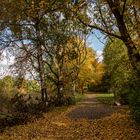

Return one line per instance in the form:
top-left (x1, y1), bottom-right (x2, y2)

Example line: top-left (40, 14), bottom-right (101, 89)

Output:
top-left (11, 94), bottom-right (40, 113)
top-left (129, 92), bottom-right (140, 123)
top-left (118, 86), bottom-right (130, 105)
top-left (128, 77), bottom-right (140, 123)
top-left (66, 96), bottom-right (76, 105)
top-left (53, 96), bottom-right (76, 106)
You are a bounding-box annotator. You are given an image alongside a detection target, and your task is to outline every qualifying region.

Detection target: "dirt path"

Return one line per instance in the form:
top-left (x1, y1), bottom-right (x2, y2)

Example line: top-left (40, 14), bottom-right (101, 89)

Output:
top-left (0, 93), bottom-right (140, 140)
top-left (67, 93), bottom-right (115, 120)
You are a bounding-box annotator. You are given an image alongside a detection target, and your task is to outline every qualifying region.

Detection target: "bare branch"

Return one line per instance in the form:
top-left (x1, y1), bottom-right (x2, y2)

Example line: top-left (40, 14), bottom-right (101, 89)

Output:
top-left (77, 17), bottom-right (122, 40)
top-left (122, 0), bottom-right (127, 17)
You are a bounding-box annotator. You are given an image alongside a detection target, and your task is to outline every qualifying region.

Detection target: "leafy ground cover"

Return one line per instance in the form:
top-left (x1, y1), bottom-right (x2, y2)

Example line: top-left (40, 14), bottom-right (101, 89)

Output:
top-left (0, 106), bottom-right (139, 140)
top-left (0, 94), bottom-right (139, 140)
top-left (0, 93), bottom-right (84, 131)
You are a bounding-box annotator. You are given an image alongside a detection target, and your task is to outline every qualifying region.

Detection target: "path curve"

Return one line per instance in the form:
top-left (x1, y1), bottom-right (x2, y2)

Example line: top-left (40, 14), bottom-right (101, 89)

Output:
top-left (67, 93), bottom-right (115, 120)
top-left (0, 93), bottom-right (140, 140)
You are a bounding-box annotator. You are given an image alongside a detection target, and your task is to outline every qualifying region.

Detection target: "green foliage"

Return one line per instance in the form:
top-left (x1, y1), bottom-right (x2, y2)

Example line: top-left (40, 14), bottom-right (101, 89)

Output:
top-left (104, 38), bottom-right (140, 123)
top-left (25, 80), bottom-right (40, 94)
top-left (0, 76), bottom-right (41, 115)
top-left (0, 76), bottom-right (17, 115)
top-left (128, 77), bottom-right (140, 123)
top-left (48, 93), bottom-right (84, 107)
top-left (0, 76), bottom-right (17, 97)
top-left (129, 92), bottom-right (140, 123)
top-left (74, 93), bottom-right (85, 102)
top-left (65, 96), bottom-right (76, 105)
top-left (48, 96), bottom-right (76, 107)
top-left (103, 39), bottom-right (132, 103)
top-left (88, 74), bottom-right (110, 92)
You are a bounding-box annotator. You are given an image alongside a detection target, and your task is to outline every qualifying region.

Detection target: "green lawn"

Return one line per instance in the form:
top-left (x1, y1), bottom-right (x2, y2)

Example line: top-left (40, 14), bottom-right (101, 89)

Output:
top-left (95, 93), bottom-right (114, 105)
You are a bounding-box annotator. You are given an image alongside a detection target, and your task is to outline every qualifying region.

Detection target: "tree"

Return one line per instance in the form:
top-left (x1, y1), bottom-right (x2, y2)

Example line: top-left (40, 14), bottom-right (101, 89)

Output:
top-left (63, 36), bottom-right (87, 95)
top-left (78, 48), bottom-right (105, 93)
top-left (45, 35), bottom-right (87, 98)
top-left (72, 0), bottom-right (140, 75)
top-left (0, 0), bottom-right (89, 102)
top-left (104, 38), bottom-right (140, 122)
top-left (0, 75), bottom-right (16, 97)
top-left (104, 38), bottom-right (132, 103)
top-left (25, 79), bottom-right (40, 95)
top-left (77, 47), bottom-right (96, 93)
top-left (0, 0), bottom-right (74, 101)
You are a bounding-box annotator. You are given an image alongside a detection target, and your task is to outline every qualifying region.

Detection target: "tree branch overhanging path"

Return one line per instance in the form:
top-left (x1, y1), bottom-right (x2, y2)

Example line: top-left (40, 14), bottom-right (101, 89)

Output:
top-left (74, 0), bottom-right (140, 74)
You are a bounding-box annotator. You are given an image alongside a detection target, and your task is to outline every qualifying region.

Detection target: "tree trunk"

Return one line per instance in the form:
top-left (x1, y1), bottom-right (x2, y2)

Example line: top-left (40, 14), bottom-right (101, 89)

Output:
top-left (38, 43), bottom-right (48, 102)
top-left (35, 22), bottom-right (48, 102)
top-left (81, 83), bottom-right (84, 94)
top-left (40, 73), bottom-right (48, 102)
top-left (107, 0), bottom-right (140, 75)
top-left (57, 80), bottom-right (63, 100)
top-left (72, 81), bottom-right (76, 96)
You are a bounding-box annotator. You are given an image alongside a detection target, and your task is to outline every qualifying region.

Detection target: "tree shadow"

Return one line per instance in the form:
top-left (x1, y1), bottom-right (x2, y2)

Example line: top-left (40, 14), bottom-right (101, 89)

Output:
top-left (67, 106), bottom-right (115, 120)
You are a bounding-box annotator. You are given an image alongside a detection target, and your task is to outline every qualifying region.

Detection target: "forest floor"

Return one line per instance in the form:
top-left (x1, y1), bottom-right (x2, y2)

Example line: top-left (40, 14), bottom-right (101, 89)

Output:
top-left (0, 93), bottom-right (140, 140)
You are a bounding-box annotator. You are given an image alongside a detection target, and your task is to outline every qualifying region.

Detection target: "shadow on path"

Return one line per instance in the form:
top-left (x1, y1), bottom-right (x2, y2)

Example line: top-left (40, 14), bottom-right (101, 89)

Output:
top-left (67, 93), bottom-right (115, 120)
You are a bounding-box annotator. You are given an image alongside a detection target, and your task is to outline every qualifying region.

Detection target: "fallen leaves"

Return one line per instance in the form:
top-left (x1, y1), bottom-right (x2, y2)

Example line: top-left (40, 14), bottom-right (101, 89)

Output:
top-left (0, 106), bottom-right (140, 140)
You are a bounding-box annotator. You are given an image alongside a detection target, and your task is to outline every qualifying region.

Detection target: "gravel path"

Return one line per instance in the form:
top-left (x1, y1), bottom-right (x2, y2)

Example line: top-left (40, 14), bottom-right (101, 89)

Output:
top-left (67, 93), bottom-right (115, 120)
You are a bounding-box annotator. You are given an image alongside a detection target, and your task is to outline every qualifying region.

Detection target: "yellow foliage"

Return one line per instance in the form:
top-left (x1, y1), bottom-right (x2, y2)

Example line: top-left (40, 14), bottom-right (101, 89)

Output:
top-left (78, 47), bottom-right (104, 86)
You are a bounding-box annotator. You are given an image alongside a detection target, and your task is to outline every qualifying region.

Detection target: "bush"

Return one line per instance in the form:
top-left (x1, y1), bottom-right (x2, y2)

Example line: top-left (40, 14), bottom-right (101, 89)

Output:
top-left (129, 92), bottom-right (140, 123)
top-left (66, 96), bottom-right (76, 105)
top-left (54, 96), bottom-right (76, 106)
top-left (129, 91), bottom-right (140, 123)
top-left (118, 87), bottom-right (130, 105)
top-left (47, 96), bottom-right (76, 107)
top-left (11, 94), bottom-right (39, 113)
top-left (88, 84), bottom-right (108, 92)
top-left (128, 77), bottom-right (140, 123)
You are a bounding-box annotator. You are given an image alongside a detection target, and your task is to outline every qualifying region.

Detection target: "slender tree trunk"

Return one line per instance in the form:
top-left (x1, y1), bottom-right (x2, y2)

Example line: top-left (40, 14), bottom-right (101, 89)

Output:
top-left (35, 22), bottom-right (48, 102)
top-left (80, 83), bottom-right (84, 94)
top-left (57, 80), bottom-right (63, 100)
top-left (38, 45), bottom-right (48, 102)
top-left (72, 81), bottom-right (76, 96)
top-left (55, 59), bottom-right (64, 100)
top-left (39, 69), bottom-right (48, 102)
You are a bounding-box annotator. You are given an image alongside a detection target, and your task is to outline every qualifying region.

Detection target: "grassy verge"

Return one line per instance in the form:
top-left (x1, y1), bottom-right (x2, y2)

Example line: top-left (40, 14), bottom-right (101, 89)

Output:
top-left (74, 93), bottom-right (85, 103)
top-left (95, 93), bottom-right (114, 105)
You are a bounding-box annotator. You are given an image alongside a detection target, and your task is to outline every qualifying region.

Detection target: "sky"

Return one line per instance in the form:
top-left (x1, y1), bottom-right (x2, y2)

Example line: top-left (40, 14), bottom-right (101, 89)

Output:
top-left (0, 51), bottom-right (14, 78)
top-left (87, 30), bottom-right (106, 61)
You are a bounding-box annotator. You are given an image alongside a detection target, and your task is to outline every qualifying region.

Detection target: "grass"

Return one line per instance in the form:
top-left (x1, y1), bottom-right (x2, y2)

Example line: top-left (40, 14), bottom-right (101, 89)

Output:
top-left (95, 93), bottom-right (114, 105)
top-left (74, 93), bottom-right (85, 102)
